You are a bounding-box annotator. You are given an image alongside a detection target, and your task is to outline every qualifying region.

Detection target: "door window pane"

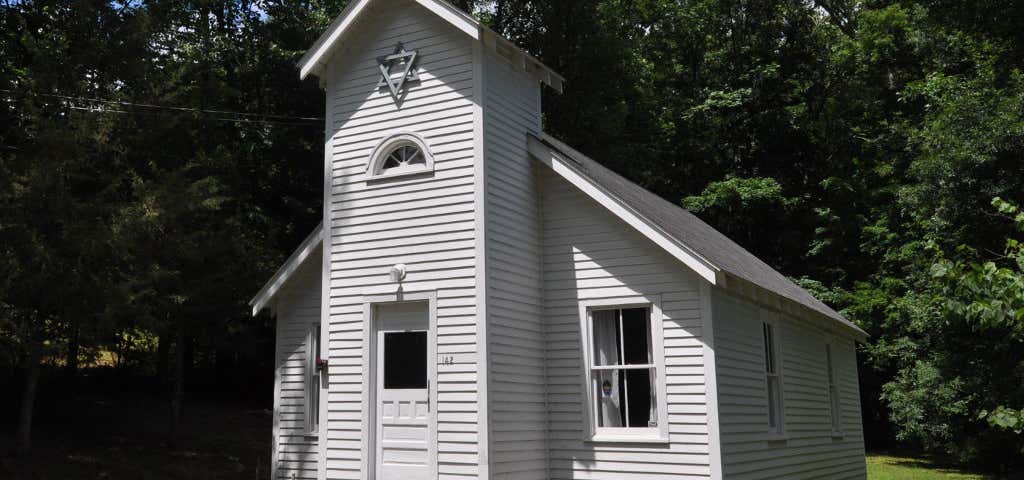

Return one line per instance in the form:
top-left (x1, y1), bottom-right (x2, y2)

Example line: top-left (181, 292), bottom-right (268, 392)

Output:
top-left (384, 331), bottom-right (427, 389)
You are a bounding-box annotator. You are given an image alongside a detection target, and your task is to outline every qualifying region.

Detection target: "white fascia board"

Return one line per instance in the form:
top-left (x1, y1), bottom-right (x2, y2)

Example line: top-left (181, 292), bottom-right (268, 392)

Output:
top-left (250, 224), bottom-right (324, 316)
top-left (299, 0), bottom-right (373, 80)
top-left (527, 137), bottom-right (722, 286)
top-left (298, 0), bottom-right (480, 81)
top-left (414, 0), bottom-right (481, 39)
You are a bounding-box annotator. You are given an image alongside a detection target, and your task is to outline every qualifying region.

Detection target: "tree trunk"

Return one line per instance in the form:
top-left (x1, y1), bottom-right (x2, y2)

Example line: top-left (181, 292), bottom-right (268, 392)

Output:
top-left (169, 329), bottom-right (185, 443)
top-left (15, 349), bottom-right (41, 458)
top-left (157, 333), bottom-right (170, 383)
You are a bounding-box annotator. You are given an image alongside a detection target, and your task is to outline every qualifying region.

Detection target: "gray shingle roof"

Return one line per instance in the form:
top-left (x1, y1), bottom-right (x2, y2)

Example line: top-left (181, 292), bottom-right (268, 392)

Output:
top-left (536, 133), bottom-right (865, 336)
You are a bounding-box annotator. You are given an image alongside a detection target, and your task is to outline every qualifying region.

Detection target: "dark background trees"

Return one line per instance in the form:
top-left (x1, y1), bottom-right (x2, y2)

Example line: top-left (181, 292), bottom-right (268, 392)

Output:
top-left (1, 0), bottom-right (1023, 475)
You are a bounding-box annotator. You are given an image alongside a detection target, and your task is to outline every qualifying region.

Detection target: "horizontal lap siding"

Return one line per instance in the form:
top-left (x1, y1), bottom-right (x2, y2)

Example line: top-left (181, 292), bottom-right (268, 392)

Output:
top-left (324, 1), bottom-right (479, 478)
top-left (540, 170), bottom-right (712, 480)
top-left (274, 253), bottom-right (323, 480)
top-left (483, 53), bottom-right (547, 479)
top-left (713, 292), bottom-right (866, 479)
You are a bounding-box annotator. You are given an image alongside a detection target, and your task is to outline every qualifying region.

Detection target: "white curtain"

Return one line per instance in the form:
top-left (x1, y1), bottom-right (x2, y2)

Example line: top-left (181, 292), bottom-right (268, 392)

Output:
top-left (593, 310), bottom-right (623, 427)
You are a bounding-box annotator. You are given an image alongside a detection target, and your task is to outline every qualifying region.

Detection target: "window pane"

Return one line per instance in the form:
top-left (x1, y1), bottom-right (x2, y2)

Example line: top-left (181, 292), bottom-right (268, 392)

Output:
top-left (384, 331), bottom-right (427, 389)
top-left (621, 308), bottom-right (651, 365)
top-left (830, 385), bottom-right (842, 431)
top-left (763, 323), bottom-right (775, 373)
top-left (309, 373), bottom-right (319, 430)
top-left (314, 326), bottom-right (321, 360)
top-left (825, 344), bottom-right (835, 383)
top-left (767, 376), bottom-right (781, 430)
top-left (594, 369), bottom-right (624, 427)
top-left (307, 323), bottom-right (321, 433)
top-left (592, 309), bottom-right (620, 366)
top-left (625, 369), bottom-right (656, 427)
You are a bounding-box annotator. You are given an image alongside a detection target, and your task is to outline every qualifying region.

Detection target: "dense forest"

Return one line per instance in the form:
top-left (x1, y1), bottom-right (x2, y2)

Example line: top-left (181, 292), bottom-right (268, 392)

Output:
top-left (2, 0), bottom-right (1023, 475)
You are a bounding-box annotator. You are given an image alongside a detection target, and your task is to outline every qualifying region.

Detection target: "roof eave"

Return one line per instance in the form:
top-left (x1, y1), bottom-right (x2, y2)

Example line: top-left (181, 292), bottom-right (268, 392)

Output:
top-left (721, 272), bottom-right (870, 341)
top-left (527, 134), bottom-right (723, 286)
top-left (297, 0), bottom-right (479, 81)
top-left (249, 224), bottom-right (324, 316)
top-left (529, 133), bottom-right (868, 341)
top-left (296, 0), bottom-right (564, 92)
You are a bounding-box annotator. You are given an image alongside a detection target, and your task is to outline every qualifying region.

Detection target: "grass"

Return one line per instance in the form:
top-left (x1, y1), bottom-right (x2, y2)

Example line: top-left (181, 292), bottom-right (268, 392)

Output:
top-left (868, 454), bottom-right (991, 480)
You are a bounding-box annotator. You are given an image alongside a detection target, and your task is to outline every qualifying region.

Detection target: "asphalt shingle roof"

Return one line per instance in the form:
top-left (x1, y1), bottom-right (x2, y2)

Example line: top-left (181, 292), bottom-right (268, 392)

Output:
top-left (536, 133), bottom-right (865, 336)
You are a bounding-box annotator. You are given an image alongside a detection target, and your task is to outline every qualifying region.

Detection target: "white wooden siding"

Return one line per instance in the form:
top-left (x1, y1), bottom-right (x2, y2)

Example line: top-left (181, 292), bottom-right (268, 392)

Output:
top-left (322, 1), bottom-right (481, 478)
top-left (273, 249), bottom-right (323, 480)
top-left (713, 291), bottom-right (866, 479)
top-left (482, 52), bottom-right (547, 479)
top-left (540, 170), bottom-right (713, 480)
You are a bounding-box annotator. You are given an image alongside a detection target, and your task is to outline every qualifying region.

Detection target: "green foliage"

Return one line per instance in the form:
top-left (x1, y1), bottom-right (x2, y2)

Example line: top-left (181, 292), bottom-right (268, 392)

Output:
top-left (495, 0), bottom-right (1024, 470)
top-left (0, 0), bottom-right (1023, 470)
top-left (979, 407), bottom-right (1024, 435)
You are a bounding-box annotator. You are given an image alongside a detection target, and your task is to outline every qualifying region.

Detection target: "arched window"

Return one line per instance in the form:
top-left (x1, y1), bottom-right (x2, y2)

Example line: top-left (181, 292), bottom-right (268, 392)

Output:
top-left (367, 133), bottom-right (434, 180)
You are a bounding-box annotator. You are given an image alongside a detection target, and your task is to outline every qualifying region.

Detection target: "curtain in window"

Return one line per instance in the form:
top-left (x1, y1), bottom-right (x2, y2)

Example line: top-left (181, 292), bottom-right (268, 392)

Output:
top-left (593, 310), bottom-right (623, 427)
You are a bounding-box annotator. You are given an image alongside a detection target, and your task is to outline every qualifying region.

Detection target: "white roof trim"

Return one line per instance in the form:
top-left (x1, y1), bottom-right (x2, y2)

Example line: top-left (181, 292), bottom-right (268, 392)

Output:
top-left (527, 136), bottom-right (724, 286)
top-left (250, 224), bottom-right (324, 316)
top-left (298, 0), bottom-right (372, 81)
top-left (296, 0), bottom-right (564, 91)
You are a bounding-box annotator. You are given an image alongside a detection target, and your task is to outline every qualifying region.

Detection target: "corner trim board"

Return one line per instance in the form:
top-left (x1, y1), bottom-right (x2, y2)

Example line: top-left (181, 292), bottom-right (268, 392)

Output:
top-left (318, 57), bottom-right (334, 480)
top-left (471, 38), bottom-right (491, 480)
top-left (701, 282), bottom-right (724, 480)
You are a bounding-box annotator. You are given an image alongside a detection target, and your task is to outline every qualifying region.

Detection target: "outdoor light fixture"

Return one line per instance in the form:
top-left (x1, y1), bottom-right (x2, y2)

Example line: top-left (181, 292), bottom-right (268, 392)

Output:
top-left (390, 264), bottom-right (407, 282)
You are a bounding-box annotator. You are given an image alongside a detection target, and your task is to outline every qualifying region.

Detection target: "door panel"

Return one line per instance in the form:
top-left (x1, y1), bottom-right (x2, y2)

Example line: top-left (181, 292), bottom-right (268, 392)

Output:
top-left (375, 302), bottom-right (432, 480)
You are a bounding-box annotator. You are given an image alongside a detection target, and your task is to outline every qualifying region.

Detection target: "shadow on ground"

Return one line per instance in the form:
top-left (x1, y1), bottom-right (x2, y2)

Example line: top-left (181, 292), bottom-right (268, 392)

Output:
top-left (0, 392), bottom-right (271, 480)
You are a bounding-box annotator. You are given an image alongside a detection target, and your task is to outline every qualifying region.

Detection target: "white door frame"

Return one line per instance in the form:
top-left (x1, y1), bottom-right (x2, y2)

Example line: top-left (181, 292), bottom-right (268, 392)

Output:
top-left (360, 291), bottom-right (438, 480)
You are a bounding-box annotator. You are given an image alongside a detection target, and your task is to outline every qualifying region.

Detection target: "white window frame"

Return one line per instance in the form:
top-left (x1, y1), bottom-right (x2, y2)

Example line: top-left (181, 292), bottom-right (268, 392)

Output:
top-left (825, 341), bottom-right (844, 437)
top-left (304, 322), bottom-right (321, 435)
top-left (365, 132), bottom-right (435, 181)
top-left (578, 296), bottom-right (669, 443)
top-left (762, 316), bottom-right (785, 438)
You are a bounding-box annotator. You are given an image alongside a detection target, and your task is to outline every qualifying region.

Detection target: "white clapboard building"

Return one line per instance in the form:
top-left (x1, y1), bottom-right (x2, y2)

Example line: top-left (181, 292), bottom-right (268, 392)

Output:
top-left (250, 1), bottom-right (868, 479)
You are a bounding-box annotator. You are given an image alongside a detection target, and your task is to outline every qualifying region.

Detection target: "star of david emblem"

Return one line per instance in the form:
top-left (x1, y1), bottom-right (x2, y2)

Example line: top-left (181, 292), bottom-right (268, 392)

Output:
top-left (377, 43), bottom-right (420, 102)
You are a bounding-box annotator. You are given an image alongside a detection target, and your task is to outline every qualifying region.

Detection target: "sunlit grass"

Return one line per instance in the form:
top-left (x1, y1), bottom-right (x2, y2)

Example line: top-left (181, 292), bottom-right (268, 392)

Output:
top-left (868, 454), bottom-right (990, 480)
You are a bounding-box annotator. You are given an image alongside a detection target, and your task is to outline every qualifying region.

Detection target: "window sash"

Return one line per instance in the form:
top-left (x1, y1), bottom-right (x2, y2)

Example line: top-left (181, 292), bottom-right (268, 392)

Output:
top-left (582, 302), bottom-right (668, 441)
top-left (305, 323), bottom-right (321, 435)
top-left (826, 343), bottom-right (843, 434)
top-left (590, 364), bottom-right (654, 370)
top-left (763, 322), bottom-right (784, 435)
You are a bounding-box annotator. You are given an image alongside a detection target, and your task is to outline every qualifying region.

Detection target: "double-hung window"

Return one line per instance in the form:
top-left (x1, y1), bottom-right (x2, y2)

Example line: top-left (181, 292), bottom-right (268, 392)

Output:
top-left (763, 321), bottom-right (784, 436)
top-left (582, 301), bottom-right (668, 442)
top-left (826, 342), bottom-right (843, 435)
top-left (305, 323), bottom-right (321, 435)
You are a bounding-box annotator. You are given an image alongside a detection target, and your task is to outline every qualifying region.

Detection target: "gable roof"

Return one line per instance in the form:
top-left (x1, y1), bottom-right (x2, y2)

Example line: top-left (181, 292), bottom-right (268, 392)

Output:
top-left (250, 224), bottom-right (323, 316)
top-left (298, 0), bottom-right (564, 91)
top-left (529, 133), bottom-right (866, 337)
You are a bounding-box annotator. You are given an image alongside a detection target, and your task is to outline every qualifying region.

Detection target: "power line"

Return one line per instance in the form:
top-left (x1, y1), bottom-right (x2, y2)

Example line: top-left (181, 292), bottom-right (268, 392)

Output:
top-left (1, 89), bottom-right (325, 123)
top-left (65, 104), bottom-right (323, 127)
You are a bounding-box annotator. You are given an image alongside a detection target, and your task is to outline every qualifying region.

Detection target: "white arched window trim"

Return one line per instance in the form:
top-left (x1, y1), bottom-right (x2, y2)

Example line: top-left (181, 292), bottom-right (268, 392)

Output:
top-left (366, 132), bottom-right (435, 180)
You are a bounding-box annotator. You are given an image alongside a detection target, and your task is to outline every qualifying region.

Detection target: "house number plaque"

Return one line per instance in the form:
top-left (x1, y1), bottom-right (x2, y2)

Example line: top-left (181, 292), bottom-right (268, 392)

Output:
top-left (438, 353), bottom-right (470, 366)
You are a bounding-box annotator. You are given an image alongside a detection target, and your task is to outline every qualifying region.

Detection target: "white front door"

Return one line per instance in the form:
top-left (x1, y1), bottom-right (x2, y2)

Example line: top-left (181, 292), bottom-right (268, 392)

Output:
top-left (374, 302), bottom-right (433, 480)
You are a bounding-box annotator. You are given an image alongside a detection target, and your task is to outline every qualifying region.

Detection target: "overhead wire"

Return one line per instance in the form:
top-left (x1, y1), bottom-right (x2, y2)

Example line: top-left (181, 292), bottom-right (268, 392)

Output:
top-left (0, 89), bottom-right (325, 127)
